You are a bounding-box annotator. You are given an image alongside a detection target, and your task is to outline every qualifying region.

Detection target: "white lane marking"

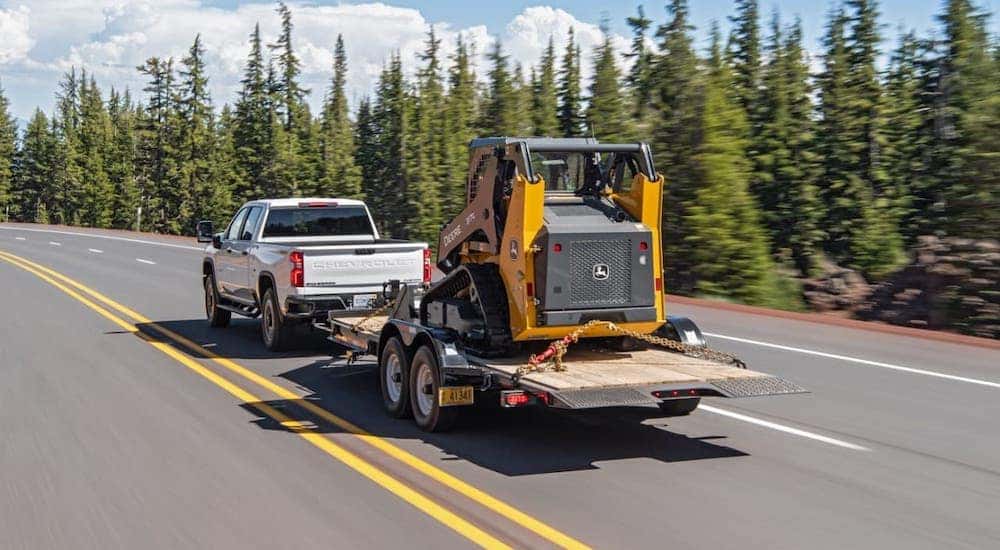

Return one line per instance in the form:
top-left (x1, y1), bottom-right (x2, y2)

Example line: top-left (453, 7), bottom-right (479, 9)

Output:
top-left (705, 332), bottom-right (1000, 390)
top-left (700, 404), bottom-right (870, 451)
top-left (49, 241), bottom-right (61, 246)
top-left (0, 226), bottom-right (202, 251)
top-left (15, 237), bottom-right (26, 241)
top-left (135, 258), bottom-right (156, 265)
top-left (88, 248), bottom-right (103, 254)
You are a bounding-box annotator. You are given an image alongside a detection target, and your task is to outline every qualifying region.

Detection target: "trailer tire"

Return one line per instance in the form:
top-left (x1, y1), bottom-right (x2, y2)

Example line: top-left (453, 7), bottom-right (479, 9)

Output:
top-left (658, 398), bottom-right (700, 417)
top-left (204, 273), bottom-right (231, 328)
top-left (409, 346), bottom-right (458, 432)
top-left (261, 288), bottom-right (292, 351)
top-left (380, 337), bottom-right (412, 418)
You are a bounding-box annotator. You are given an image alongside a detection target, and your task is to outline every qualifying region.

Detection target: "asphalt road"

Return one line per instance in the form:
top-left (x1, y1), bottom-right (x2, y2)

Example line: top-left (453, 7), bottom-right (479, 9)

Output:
top-left (1, 223), bottom-right (998, 549)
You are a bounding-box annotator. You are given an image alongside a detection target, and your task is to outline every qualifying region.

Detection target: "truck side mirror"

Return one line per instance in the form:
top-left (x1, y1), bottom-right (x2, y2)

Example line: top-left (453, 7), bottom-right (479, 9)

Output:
top-left (196, 220), bottom-right (214, 243)
top-left (212, 234), bottom-right (223, 249)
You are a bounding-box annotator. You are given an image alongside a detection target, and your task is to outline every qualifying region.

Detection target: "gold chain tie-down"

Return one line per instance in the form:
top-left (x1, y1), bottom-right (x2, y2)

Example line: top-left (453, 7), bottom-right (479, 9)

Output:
top-left (519, 320), bottom-right (746, 377)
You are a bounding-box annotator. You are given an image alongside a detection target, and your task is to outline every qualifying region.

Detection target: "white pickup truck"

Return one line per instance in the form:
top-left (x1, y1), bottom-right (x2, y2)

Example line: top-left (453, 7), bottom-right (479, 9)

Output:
top-left (197, 198), bottom-right (429, 350)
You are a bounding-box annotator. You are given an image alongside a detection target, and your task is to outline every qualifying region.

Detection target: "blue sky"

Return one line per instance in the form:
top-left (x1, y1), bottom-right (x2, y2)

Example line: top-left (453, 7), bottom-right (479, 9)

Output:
top-left (1, 1), bottom-right (997, 124)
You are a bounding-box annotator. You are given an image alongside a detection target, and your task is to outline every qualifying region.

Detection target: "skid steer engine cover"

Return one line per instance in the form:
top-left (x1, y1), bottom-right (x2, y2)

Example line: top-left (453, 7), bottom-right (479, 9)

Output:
top-left (533, 196), bottom-right (656, 326)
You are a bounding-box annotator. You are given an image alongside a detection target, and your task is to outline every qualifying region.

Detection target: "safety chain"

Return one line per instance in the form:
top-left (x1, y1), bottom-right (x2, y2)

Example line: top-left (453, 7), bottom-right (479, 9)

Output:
top-left (519, 320), bottom-right (747, 376)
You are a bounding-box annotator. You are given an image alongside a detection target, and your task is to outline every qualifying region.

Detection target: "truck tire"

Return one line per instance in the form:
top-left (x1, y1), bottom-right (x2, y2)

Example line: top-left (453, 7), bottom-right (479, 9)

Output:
top-left (261, 288), bottom-right (292, 351)
top-left (408, 345), bottom-right (458, 432)
top-left (379, 337), bottom-right (411, 418)
top-left (204, 273), bottom-right (231, 328)
top-left (658, 398), bottom-right (700, 417)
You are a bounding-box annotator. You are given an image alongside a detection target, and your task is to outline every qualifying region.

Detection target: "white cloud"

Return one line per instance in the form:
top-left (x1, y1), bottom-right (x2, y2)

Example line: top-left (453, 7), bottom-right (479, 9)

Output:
top-left (0, 5), bottom-right (33, 64)
top-left (0, 2), bottom-right (627, 121)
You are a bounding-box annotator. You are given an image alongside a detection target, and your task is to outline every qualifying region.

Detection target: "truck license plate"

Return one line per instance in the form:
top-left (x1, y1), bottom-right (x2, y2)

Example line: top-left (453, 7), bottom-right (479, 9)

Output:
top-left (351, 294), bottom-right (376, 310)
top-left (438, 386), bottom-right (474, 407)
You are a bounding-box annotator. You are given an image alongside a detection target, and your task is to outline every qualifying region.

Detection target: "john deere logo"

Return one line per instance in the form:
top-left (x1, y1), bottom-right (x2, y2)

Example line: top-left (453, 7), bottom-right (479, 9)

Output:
top-left (593, 263), bottom-right (610, 280)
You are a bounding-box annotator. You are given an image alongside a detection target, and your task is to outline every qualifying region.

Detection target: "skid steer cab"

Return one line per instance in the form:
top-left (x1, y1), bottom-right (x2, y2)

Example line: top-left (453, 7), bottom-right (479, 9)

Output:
top-left (432, 137), bottom-right (669, 348)
top-left (323, 138), bottom-right (806, 432)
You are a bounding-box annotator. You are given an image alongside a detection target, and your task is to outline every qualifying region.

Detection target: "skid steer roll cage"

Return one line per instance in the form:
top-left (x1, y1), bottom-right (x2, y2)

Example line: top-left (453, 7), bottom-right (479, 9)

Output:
top-left (436, 137), bottom-right (659, 272)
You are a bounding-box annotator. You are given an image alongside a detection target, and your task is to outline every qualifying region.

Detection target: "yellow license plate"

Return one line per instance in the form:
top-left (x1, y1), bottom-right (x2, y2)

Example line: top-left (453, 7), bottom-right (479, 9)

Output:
top-left (438, 386), bottom-right (474, 407)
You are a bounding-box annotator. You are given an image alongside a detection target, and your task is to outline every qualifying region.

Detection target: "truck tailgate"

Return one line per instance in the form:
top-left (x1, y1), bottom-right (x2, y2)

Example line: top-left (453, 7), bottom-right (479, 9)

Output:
top-left (302, 244), bottom-right (424, 289)
top-left (475, 347), bottom-right (806, 409)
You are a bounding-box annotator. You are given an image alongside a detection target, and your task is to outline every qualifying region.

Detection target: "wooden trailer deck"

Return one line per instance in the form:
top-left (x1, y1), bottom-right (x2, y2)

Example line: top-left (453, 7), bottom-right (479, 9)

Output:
top-left (329, 314), bottom-right (805, 408)
top-left (474, 347), bottom-right (765, 391)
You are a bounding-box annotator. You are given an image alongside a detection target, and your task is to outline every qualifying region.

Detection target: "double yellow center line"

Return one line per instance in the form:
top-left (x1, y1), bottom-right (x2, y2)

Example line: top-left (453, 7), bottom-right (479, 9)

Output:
top-left (0, 249), bottom-right (588, 549)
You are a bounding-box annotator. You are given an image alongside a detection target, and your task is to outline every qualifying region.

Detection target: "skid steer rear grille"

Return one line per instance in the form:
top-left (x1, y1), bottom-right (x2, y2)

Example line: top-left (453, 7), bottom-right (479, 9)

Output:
top-left (569, 239), bottom-right (632, 306)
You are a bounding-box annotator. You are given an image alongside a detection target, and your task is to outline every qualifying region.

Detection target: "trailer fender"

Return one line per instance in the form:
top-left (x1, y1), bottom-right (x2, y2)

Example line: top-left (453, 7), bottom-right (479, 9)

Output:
top-left (663, 315), bottom-right (707, 347)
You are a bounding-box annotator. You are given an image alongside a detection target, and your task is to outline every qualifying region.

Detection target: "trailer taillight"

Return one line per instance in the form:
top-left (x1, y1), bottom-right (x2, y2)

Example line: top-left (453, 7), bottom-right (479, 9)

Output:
top-left (502, 391), bottom-right (531, 407)
top-left (553, 243), bottom-right (562, 253)
top-left (639, 241), bottom-right (648, 251)
top-left (290, 251), bottom-right (304, 287)
top-left (500, 390), bottom-right (549, 408)
top-left (422, 248), bottom-right (432, 284)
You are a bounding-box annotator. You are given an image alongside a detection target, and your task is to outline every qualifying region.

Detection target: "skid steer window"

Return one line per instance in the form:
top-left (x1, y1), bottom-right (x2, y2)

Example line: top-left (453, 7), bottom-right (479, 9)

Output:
top-left (531, 151), bottom-right (606, 194)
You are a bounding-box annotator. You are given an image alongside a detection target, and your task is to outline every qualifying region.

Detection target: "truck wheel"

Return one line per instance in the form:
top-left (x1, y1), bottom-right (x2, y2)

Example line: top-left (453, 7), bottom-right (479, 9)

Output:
top-left (409, 346), bottom-right (457, 432)
top-left (204, 273), bottom-right (231, 328)
top-left (261, 288), bottom-right (292, 351)
top-left (379, 337), bottom-right (411, 418)
top-left (658, 398), bottom-right (700, 417)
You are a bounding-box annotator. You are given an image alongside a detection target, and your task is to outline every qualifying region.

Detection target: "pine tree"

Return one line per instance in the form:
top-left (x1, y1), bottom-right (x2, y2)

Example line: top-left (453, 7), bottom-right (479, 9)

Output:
top-left (727, 0), bottom-right (762, 127)
top-left (757, 16), bottom-right (822, 275)
top-left (442, 34), bottom-right (477, 220)
top-left (235, 24), bottom-right (275, 200)
top-left (269, 2), bottom-right (309, 131)
top-left (354, 97), bottom-right (381, 221)
top-left (176, 35), bottom-right (216, 232)
top-left (208, 105), bottom-right (238, 224)
top-left (106, 89), bottom-right (140, 229)
top-left (651, 0), bottom-right (701, 293)
top-left (52, 68), bottom-right (83, 225)
top-left (269, 3), bottom-right (312, 197)
top-left (530, 37), bottom-right (560, 137)
top-left (481, 40), bottom-right (520, 136)
top-left (0, 80), bottom-right (15, 220)
top-left (845, 0), bottom-right (904, 277)
top-left (624, 5), bottom-right (654, 128)
top-left (318, 34), bottom-right (363, 199)
top-left (136, 57), bottom-right (181, 232)
top-left (688, 26), bottom-right (780, 305)
top-left (586, 21), bottom-right (630, 141)
top-left (12, 109), bottom-right (57, 222)
top-left (511, 63), bottom-right (531, 135)
top-left (727, 0), bottom-right (766, 210)
top-left (76, 76), bottom-right (113, 227)
top-left (931, 0), bottom-right (999, 239)
top-left (370, 55), bottom-right (411, 237)
top-left (557, 28), bottom-right (584, 136)
top-left (883, 29), bottom-right (926, 243)
top-left (407, 28), bottom-right (446, 245)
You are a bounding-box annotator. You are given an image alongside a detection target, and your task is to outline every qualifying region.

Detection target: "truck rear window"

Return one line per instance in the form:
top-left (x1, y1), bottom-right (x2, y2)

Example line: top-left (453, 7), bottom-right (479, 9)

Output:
top-left (262, 207), bottom-right (373, 238)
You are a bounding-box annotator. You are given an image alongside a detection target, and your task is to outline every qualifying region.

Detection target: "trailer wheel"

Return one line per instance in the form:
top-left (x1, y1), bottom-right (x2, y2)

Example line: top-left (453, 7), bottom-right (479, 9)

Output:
top-left (261, 288), bottom-right (292, 351)
top-left (409, 346), bottom-right (458, 432)
top-left (379, 337), bottom-right (411, 418)
top-left (658, 398), bottom-right (700, 417)
top-left (204, 273), bottom-right (231, 327)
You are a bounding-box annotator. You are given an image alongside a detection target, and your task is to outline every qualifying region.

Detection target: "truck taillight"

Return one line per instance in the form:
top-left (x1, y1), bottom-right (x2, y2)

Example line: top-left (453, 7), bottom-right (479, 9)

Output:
top-left (423, 248), bottom-right (432, 284)
top-left (290, 251), bottom-right (304, 287)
